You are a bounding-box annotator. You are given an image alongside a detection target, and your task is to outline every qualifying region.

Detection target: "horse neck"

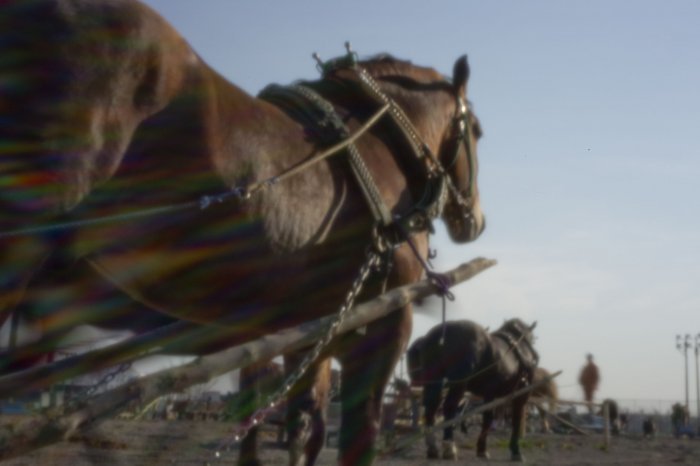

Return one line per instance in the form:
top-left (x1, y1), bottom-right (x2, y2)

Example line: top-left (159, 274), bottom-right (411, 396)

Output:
top-left (381, 82), bottom-right (453, 157)
top-left (490, 330), bottom-right (538, 371)
top-left (201, 69), bottom-right (315, 188)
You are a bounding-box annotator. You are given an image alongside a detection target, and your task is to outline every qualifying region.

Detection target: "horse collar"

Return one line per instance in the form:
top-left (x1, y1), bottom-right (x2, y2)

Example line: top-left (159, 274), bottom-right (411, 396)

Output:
top-left (493, 331), bottom-right (539, 372)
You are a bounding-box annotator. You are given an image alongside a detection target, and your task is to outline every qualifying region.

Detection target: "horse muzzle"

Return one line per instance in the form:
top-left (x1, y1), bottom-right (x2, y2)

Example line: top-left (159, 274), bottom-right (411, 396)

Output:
top-left (445, 207), bottom-right (485, 243)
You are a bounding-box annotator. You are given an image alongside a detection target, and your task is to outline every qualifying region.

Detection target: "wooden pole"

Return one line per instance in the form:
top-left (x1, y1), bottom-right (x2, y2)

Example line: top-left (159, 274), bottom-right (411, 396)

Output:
top-left (603, 401), bottom-right (610, 448)
top-left (0, 258), bottom-right (497, 399)
top-left (554, 398), bottom-right (603, 408)
top-left (530, 399), bottom-right (588, 436)
top-left (0, 257), bottom-right (496, 461)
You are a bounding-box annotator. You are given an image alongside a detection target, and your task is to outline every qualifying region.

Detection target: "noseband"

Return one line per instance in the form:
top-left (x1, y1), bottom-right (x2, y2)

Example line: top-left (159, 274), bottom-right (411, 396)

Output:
top-left (431, 92), bottom-right (480, 236)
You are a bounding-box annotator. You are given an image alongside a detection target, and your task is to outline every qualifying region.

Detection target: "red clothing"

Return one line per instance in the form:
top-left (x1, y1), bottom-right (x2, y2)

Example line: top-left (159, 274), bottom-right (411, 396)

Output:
top-left (579, 362), bottom-right (600, 401)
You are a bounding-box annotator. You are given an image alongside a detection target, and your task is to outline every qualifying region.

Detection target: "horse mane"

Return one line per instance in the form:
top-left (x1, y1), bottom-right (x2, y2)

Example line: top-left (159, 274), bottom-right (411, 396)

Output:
top-left (492, 318), bottom-right (539, 371)
top-left (356, 54), bottom-right (448, 85)
top-left (494, 319), bottom-right (530, 340)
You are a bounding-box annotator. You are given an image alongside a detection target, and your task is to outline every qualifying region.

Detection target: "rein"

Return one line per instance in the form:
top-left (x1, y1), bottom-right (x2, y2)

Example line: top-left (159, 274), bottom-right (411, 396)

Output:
top-left (0, 104), bottom-right (390, 240)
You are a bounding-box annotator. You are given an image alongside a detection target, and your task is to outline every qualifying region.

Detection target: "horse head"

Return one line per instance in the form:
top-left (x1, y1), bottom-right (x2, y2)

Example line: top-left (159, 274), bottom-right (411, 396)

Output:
top-left (322, 52), bottom-right (485, 244)
top-left (438, 56), bottom-right (486, 243)
top-left (499, 318), bottom-right (538, 345)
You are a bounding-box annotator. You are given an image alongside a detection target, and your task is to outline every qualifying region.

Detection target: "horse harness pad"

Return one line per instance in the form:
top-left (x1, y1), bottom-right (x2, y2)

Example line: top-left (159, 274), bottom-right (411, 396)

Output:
top-left (260, 83), bottom-right (393, 228)
top-left (492, 330), bottom-right (539, 378)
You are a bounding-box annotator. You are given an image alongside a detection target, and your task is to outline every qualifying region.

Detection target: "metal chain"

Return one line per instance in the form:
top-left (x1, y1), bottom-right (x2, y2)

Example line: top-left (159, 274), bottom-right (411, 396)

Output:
top-left (219, 234), bottom-right (384, 451)
top-left (63, 362), bottom-right (133, 411)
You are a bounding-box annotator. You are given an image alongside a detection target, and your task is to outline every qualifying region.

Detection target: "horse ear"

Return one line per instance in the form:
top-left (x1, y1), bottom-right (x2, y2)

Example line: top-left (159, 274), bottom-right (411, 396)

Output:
top-left (453, 55), bottom-right (469, 93)
top-left (529, 321), bottom-right (538, 331)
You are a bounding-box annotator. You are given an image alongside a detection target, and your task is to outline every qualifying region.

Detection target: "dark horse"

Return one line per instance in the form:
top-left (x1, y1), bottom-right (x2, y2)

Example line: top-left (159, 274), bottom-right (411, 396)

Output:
top-left (407, 319), bottom-right (538, 462)
top-left (0, 1), bottom-right (484, 464)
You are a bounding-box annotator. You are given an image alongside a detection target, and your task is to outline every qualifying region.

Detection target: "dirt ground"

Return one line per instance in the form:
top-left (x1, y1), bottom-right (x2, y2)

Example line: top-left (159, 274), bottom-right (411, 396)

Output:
top-left (1, 419), bottom-right (699, 465)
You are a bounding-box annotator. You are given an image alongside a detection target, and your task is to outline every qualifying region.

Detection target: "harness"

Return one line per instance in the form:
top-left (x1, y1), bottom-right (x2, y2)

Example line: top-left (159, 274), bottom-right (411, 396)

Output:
top-left (0, 44), bottom-right (476, 253)
top-left (258, 60), bottom-right (450, 241)
top-left (315, 45), bottom-right (479, 218)
top-left (492, 330), bottom-right (540, 375)
top-left (415, 327), bottom-right (539, 388)
top-left (492, 328), bottom-right (540, 393)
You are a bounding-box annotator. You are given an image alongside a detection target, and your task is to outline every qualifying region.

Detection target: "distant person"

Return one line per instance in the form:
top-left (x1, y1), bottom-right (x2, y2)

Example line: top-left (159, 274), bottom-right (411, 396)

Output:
top-left (619, 411), bottom-right (629, 433)
top-left (578, 353), bottom-right (600, 414)
top-left (643, 417), bottom-right (657, 438)
top-left (671, 402), bottom-right (691, 438)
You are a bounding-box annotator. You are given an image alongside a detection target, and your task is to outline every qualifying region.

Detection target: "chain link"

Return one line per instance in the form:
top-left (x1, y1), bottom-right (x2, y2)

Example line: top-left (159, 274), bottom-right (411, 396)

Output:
top-left (63, 362), bottom-right (133, 412)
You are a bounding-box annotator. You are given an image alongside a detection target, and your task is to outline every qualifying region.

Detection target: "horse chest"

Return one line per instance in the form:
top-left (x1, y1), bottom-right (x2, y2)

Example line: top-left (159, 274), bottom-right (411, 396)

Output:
top-left (69, 200), bottom-right (370, 326)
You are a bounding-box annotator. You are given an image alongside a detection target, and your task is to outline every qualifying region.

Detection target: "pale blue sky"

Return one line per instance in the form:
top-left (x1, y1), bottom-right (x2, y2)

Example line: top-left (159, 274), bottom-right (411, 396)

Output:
top-left (142, 0), bottom-right (700, 408)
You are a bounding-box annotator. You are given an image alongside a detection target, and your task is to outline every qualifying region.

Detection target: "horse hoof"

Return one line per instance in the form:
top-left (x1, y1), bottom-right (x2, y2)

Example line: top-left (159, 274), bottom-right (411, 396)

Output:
top-left (442, 441), bottom-right (458, 460)
top-left (237, 460), bottom-right (262, 466)
top-left (427, 445), bottom-right (440, 459)
top-left (511, 453), bottom-right (525, 462)
top-left (477, 451), bottom-right (490, 460)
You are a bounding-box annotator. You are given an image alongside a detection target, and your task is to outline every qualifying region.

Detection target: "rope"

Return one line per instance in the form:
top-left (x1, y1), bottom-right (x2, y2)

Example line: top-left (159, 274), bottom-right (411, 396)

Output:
top-left (391, 218), bottom-right (454, 346)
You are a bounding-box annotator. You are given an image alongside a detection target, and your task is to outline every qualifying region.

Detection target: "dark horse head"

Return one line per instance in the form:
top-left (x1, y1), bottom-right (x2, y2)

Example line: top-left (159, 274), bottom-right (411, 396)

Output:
top-left (496, 318), bottom-right (538, 347)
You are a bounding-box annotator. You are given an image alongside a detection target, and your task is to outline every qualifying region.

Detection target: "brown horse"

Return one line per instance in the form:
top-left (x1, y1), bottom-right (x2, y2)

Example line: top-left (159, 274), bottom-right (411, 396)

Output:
top-left (407, 319), bottom-right (538, 462)
top-left (0, 1), bottom-right (484, 464)
top-left (530, 367), bottom-right (558, 433)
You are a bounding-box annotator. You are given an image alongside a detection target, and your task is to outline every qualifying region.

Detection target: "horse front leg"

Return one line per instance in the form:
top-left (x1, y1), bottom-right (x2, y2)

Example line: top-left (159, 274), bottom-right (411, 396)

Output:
top-left (441, 385), bottom-right (466, 460)
top-left (336, 306), bottom-right (411, 466)
top-left (476, 403), bottom-right (494, 459)
top-left (538, 404), bottom-right (550, 433)
top-left (237, 426), bottom-right (262, 466)
top-left (284, 352), bottom-right (331, 466)
top-left (237, 363), bottom-right (265, 466)
top-left (0, 236), bottom-right (51, 335)
top-left (421, 381), bottom-right (443, 459)
top-left (509, 395), bottom-right (529, 462)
